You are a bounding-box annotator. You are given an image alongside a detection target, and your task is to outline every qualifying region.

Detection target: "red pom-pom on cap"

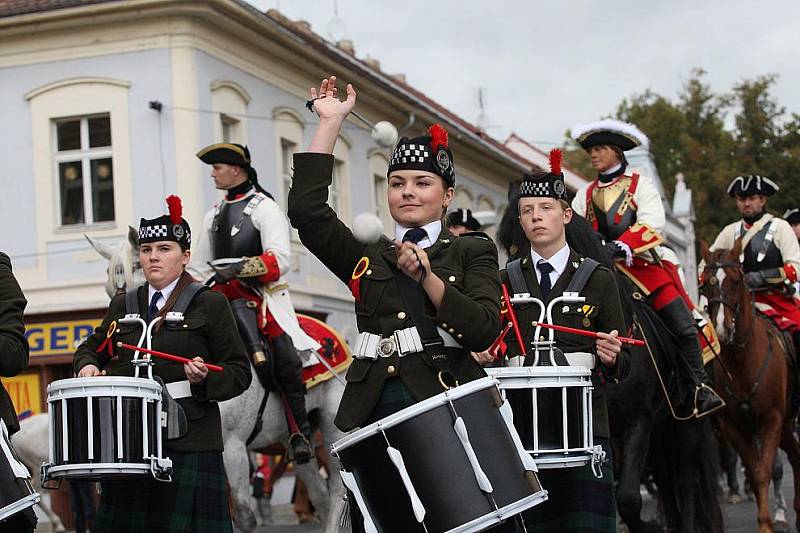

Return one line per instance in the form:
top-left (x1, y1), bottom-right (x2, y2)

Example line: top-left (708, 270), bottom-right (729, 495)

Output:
top-left (549, 149), bottom-right (563, 176)
top-left (166, 195), bottom-right (183, 224)
top-left (428, 123), bottom-right (449, 152)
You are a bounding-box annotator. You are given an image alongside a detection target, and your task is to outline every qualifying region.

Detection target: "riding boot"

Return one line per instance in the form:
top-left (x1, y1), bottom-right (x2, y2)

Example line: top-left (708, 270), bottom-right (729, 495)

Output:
top-left (656, 298), bottom-right (725, 418)
top-left (272, 332), bottom-right (313, 464)
top-left (231, 299), bottom-right (272, 387)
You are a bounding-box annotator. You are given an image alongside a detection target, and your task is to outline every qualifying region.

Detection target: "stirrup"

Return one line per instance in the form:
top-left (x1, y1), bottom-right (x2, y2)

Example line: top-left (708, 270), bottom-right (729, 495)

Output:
top-left (289, 432), bottom-right (312, 464)
top-left (693, 383), bottom-right (726, 419)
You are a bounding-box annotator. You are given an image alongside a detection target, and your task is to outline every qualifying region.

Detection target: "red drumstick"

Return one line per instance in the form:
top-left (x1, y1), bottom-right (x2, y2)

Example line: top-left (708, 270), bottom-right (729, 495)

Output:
top-left (488, 322), bottom-right (514, 358)
top-left (116, 342), bottom-right (224, 372)
top-left (502, 283), bottom-right (528, 356)
top-left (531, 322), bottom-right (646, 347)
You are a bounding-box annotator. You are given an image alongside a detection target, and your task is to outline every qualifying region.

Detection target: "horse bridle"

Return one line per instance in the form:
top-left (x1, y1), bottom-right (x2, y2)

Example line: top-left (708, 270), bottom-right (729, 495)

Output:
top-left (702, 260), bottom-right (753, 348)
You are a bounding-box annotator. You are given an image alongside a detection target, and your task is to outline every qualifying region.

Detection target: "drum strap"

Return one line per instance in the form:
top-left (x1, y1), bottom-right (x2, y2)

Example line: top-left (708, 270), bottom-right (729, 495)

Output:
top-left (564, 258), bottom-right (600, 294)
top-left (394, 271), bottom-right (457, 388)
top-left (125, 286), bottom-right (141, 316)
top-left (506, 258), bottom-right (528, 296)
top-left (124, 282), bottom-right (206, 319)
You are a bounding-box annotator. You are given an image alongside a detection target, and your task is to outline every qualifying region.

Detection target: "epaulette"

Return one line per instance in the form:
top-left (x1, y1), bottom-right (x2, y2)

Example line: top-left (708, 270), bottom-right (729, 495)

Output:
top-left (461, 231), bottom-right (492, 241)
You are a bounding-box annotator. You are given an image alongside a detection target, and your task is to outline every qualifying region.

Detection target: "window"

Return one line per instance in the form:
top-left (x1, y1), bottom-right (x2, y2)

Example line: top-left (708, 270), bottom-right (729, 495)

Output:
top-left (54, 114), bottom-right (114, 226)
top-left (280, 138), bottom-right (296, 211)
top-left (220, 114), bottom-right (240, 143)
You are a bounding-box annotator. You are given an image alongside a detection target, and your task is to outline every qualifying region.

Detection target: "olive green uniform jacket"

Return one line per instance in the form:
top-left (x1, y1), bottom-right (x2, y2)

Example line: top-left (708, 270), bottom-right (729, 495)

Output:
top-left (0, 252), bottom-right (30, 435)
top-left (501, 250), bottom-right (630, 438)
top-left (288, 153), bottom-right (501, 431)
top-left (74, 285), bottom-right (251, 452)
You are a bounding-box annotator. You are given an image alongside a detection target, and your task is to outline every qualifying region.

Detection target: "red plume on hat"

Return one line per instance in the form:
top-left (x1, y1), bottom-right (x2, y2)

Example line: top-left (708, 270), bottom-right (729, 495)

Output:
top-left (166, 195), bottom-right (183, 224)
top-left (549, 149), bottom-right (563, 176)
top-left (428, 123), bottom-right (449, 152)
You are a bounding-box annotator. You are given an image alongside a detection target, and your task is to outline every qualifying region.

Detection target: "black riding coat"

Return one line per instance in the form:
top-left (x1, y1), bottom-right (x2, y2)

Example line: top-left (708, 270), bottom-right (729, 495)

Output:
top-left (74, 285), bottom-right (251, 452)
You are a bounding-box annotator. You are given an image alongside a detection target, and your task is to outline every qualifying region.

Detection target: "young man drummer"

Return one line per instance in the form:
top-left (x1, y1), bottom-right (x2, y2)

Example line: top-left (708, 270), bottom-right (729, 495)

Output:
top-left (500, 154), bottom-right (630, 532)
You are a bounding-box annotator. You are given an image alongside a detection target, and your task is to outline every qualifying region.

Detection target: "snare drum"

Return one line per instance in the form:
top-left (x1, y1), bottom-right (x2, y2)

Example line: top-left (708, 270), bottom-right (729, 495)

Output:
top-left (42, 377), bottom-right (172, 482)
top-left (0, 419), bottom-right (39, 524)
top-left (331, 376), bottom-right (546, 533)
top-left (487, 362), bottom-right (604, 471)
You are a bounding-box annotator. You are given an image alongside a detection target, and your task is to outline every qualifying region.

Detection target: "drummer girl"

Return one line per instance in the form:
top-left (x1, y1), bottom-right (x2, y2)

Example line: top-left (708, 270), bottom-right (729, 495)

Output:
top-left (73, 196), bottom-right (250, 532)
top-left (288, 75), bottom-right (501, 430)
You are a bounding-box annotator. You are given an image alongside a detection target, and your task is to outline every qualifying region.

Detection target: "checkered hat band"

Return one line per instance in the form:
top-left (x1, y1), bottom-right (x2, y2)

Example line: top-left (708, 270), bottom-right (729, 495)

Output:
top-left (390, 143), bottom-right (431, 166)
top-left (139, 225), bottom-right (169, 240)
top-left (519, 181), bottom-right (550, 196)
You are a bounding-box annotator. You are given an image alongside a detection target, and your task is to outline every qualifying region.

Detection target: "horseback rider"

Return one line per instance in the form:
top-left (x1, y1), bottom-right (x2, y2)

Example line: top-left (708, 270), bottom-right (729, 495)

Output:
top-left (784, 208), bottom-right (800, 243)
top-left (708, 176), bottom-right (800, 351)
top-left (188, 143), bottom-right (320, 464)
top-left (571, 119), bottom-right (725, 418)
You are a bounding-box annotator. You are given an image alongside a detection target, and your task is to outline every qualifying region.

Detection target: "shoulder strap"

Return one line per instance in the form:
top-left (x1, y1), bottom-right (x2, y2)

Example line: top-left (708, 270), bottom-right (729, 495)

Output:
top-left (171, 282), bottom-right (207, 316)
top-left (565, 258), bottom-right (600, 294)
top-left (125, 286), bottom-right (141, 316)
top-left (506, 258), bottom-right (530, 296)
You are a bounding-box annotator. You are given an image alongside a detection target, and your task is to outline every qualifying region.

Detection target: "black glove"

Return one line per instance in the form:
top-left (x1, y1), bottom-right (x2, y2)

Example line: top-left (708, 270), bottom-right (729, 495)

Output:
top-left (603, 241), bottom-right (626, 260)
top-left (210, 260), bottom-right (244, 284)
top-left (744, 271), bottom-right (766, 288)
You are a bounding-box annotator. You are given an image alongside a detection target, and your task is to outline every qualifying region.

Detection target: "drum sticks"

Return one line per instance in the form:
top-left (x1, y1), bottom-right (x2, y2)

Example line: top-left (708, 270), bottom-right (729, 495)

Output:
top-left (531, 322), bottom-right (646, 346)
top-left (115, 342), bottom-right (224, 372)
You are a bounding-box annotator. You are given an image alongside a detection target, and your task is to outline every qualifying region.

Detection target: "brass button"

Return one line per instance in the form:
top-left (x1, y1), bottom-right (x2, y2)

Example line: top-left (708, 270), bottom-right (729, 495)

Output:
top-left (531, 321), bottom-right (536, 326)
top-left (562, 305), bottom-right (569, 313)
top-left (539, 336), bottom-right (545, 341)
top-left (457, 333), bottom-right (463, 339)
top-left (387, 365), bottom-right (396, 375)
top-left (183, 324), bottom-right (188, 328)
top-left (448, 275), bottom-right (456, 282)
top-left (397, 311), bottom-right (407, 320)
top-left (441, 323), bottom-right (448, 328)
top-left (583, 318), bottom-right (591, 327)
top-left (366, 269), bottom-right (372, 275)
top-left (448, 328), bottom-right (455, 334)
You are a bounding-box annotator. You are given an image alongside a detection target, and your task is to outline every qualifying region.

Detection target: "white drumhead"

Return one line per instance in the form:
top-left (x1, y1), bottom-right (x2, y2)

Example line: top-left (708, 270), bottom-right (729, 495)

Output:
top-left (47, 376), bottom-right (162, 402)
top-left (332, 376), bottom-right (500, 453)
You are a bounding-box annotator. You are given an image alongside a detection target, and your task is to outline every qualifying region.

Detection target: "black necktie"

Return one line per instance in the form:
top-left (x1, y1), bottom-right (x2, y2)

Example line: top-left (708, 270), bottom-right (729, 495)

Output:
top-left (537, 261), bottom-right (554, 299)
top-left (148, 291), bottom-right (162, 321)
top-left (403, 228), bottom-right (428, 245)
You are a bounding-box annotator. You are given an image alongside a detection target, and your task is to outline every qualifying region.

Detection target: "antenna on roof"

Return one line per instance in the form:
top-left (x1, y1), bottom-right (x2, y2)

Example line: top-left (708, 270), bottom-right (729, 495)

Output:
top-left (326, 0), bottom-right (347, 42)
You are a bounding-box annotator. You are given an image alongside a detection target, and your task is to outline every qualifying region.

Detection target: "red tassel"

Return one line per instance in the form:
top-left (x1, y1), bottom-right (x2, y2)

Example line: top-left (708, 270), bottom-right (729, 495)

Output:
top-left (428, 123), bottom-right (449, 152)
top-left (549, 149), bottom-right (563, 176)
top-left (166, 195), bottom-right (182, 224)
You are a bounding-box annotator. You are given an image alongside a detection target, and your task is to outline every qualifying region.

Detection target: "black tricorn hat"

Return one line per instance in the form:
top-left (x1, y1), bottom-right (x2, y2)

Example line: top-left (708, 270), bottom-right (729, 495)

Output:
top-left (196, 143), bottom-right (252, 168)
top-left (388, 123), bottom-right (455, 187)
top-left (572, 119), bottom-right (649, 152)
top-left (138, 195), bottom-right (191, 249)
top-left (726, 175), bottom-right (779, 197)
top-left (447, 208), bottom-right (481, 231)
top-left (784, 208), bottom-right (800, 225)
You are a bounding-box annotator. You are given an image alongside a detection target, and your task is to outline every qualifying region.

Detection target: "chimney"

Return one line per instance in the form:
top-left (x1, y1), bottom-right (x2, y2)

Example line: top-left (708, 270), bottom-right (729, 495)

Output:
top-left (337, 39), bottom-right (355, 55)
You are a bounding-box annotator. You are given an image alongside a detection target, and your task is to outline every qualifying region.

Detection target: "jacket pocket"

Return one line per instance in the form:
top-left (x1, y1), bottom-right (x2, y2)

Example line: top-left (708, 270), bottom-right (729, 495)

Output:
top-left (355, 265), bottom-right (393, 318)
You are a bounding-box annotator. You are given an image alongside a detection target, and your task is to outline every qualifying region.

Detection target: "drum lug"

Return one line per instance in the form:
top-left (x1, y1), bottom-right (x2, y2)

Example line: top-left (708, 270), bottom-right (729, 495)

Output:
top-left (590, 445), bottom-right (606, 479)
top-left (40, 464), bottom-right (61, 490)
top-left (150, 457), bottom-right (173, 482)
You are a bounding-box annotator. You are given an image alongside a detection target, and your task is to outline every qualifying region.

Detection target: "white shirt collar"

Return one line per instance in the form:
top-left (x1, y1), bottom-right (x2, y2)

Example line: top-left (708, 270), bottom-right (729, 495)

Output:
top-left (602, 163), bottom-right (623, 176)
top-left (394, 220), bottom-right (442, 249)
top-left (147, 276), bottom-right (181, 311)
top-left (530, 243), bottom-right (571, 281)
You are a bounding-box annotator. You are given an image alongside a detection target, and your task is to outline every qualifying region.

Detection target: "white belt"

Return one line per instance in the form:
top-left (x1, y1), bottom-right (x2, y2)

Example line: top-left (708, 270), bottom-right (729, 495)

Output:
top-left (353, 327), bottom-right (462, 360)
top-left (166, 380), bottom-right (192, 399)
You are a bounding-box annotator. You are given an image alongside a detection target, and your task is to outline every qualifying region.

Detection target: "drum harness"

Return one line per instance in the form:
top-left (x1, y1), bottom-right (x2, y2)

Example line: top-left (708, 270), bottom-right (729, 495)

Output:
top-left (123, 282), bottom-right (207, 441)
top-left (505, 256), bottom-right (608, 477)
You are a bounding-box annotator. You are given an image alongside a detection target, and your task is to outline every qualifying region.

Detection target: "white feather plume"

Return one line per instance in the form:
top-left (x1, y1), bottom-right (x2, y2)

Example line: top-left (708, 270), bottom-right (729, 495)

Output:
top-left (571, 119), bottom-right (649, 149)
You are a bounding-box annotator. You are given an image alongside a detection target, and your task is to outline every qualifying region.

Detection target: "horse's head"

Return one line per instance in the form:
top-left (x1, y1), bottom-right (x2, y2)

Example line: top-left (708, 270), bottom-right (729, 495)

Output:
top-left (699, 239), bottom-right (746, 345)
top-left (85, 226), bottom-right (144, 299)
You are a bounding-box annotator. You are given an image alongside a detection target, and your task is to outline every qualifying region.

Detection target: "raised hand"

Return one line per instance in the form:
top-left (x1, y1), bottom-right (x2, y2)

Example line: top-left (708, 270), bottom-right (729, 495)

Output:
top-left (309, 76), bottom-right (356, 123)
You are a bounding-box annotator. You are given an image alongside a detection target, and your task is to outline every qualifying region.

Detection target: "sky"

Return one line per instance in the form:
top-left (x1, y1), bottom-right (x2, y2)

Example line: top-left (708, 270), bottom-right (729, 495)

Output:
top-left (246, 0), bottom-right (800, 148)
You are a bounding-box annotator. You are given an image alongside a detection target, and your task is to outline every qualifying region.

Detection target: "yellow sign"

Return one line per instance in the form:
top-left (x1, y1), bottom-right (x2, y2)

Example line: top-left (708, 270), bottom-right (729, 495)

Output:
top-left (1, 373), bottom-right (42, 415)
top-left (25, 319), bottom-right (102, 356)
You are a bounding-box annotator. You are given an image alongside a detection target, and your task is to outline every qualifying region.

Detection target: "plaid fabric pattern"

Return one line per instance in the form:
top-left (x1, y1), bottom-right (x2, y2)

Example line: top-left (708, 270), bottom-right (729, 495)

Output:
top-left (390, 143), bottom-right (431, 166)
top-left (521, 437), bottom-right (616, 532)
top-left (93, 451), bottom-right (232, 532)
top-left (138, 224), bottom-right (169, 240)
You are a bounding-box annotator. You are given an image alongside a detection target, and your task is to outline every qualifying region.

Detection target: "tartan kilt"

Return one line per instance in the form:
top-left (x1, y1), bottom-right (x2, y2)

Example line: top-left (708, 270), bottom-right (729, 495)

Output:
top-left (521, 438), bottom-right (616, 532)
top-left (93, 451), bottom-right (232, 533)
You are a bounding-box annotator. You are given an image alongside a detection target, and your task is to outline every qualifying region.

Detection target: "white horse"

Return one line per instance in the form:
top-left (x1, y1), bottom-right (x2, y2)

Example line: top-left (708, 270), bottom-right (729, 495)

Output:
top-left (85, 231), bottom-right (347, 532)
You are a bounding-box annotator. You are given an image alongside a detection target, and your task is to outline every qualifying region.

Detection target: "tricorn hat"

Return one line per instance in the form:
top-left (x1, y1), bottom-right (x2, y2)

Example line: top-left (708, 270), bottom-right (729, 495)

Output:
top-left (726, 175), bottom-right (779, 197)
top-left (572, 119), bottom-right (649, 152)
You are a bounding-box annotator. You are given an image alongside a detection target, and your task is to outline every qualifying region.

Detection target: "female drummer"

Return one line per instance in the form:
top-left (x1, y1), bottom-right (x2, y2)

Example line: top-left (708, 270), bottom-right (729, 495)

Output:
top-left (288, 75), bottom-right (501, 430)
top-left (73, 196), bottom-right (251, 532)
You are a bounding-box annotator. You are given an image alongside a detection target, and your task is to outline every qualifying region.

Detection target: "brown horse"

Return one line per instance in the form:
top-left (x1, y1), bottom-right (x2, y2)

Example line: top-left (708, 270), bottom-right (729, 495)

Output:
top-left (700, 240), bottom-right (800, 533)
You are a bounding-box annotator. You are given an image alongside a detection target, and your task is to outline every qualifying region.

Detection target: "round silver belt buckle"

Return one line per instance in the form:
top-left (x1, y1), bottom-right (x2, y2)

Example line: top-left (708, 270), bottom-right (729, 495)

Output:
top-left (378, 337), bottom-right (396, 357)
